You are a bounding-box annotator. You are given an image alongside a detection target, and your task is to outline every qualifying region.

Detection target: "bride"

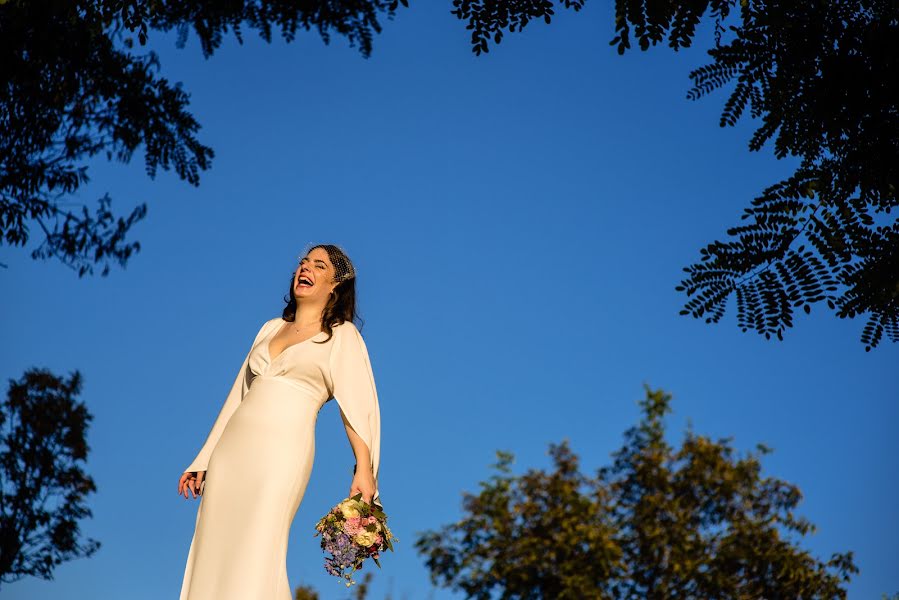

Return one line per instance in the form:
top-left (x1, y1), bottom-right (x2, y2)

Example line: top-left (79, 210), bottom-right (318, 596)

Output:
top-left (177, 243), bottom-right (383, 599)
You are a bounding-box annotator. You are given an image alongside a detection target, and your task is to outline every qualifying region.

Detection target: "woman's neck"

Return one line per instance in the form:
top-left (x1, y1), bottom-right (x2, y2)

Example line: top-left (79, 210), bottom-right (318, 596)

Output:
top-left (293, 302), bottom-right (325, 327)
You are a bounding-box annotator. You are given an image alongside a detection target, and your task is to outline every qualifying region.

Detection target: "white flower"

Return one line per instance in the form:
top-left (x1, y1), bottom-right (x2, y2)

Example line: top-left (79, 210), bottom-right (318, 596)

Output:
top-left (354, 530), bottom-right (377, 546)
top-left (340, 502), bottom-right (361, 519)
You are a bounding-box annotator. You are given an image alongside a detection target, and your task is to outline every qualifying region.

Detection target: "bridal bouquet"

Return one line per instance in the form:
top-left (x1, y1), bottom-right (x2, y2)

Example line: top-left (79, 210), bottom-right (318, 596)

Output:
top-left (314, 493), bottom-right (397, 587)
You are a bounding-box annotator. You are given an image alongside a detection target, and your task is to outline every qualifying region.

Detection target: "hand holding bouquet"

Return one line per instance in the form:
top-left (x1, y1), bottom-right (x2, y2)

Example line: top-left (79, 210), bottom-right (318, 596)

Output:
top-left (314, 493), bottom-right (397, 587)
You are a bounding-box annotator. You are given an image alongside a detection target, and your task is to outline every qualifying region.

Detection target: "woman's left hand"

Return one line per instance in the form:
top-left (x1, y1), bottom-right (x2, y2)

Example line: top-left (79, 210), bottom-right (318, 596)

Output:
top-left (349, 463), bottom-right (376, 505)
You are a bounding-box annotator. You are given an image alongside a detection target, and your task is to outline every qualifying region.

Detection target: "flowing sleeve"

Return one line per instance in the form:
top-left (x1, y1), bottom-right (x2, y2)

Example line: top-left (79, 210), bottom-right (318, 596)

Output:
top-left (183, 319), bottom-right (273, 474)
top-left (328, 322), bottom-right (383, 509)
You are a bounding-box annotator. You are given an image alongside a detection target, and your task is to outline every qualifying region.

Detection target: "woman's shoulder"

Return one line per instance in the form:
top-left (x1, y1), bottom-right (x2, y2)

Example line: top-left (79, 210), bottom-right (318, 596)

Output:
top-left (262, 316), bottom-right (284, 328)
top-left (331, 319), bottom-right (359, 337)
top-left (257, 316), bottom-right (284, 336)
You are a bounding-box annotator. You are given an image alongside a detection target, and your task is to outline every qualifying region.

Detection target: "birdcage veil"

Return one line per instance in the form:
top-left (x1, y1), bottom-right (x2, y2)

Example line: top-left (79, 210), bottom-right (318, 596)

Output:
top-left (298, 241), bottom-right (356, 284)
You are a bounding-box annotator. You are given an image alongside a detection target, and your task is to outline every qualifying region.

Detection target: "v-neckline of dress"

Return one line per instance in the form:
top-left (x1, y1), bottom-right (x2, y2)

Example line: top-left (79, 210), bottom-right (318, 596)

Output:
top-left (266, 319), bottom-right (326, 363)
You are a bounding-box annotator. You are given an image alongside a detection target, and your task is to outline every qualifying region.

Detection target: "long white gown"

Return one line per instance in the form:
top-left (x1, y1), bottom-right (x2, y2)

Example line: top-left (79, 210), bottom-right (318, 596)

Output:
top-left (179, 317), bottom-right (382, 600)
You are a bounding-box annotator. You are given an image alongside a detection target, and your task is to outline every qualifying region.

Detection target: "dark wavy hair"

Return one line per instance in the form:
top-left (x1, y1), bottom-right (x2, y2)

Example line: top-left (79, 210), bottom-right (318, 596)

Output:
top-left (281, 244), bottom-right (363, 343)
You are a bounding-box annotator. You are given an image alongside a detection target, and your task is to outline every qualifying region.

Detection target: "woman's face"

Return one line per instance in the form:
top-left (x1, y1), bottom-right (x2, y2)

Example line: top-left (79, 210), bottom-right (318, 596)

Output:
top-left (293, 247), bottom-right (337, 302)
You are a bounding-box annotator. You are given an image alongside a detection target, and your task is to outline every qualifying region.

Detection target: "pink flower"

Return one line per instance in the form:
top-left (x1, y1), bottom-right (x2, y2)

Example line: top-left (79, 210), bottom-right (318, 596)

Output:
top-left (343, 516), bottom-right (363, 536)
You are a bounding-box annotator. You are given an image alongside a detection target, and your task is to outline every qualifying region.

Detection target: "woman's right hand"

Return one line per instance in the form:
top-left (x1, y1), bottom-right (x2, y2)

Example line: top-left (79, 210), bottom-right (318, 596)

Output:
top-left (179, 470), bottom-right (205, 499)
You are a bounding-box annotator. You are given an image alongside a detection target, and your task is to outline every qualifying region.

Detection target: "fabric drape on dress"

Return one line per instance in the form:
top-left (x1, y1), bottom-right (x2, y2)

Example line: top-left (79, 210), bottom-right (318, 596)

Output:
top-left (183, 320), bottom-right (270, 475)
top-left (328, 321), bottom-right (383, 509)
top-left (179, 317), bottom-right (386, 599)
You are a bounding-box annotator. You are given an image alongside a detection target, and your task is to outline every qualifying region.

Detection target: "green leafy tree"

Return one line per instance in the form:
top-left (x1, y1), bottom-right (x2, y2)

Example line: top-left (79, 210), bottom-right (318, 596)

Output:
top-left (293, 582), bottom-right (319, 600)
top-left (0, 368), bottom-right (100, 586)
top-left (415, 385), bottom-right (858, 599)
top-left (450, 0), bottom-right (898, 350)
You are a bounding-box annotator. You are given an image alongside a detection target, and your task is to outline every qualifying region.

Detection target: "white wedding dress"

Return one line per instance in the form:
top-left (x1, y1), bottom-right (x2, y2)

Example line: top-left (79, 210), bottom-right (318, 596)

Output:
top-left (179, 317), bottom-right (382, 600)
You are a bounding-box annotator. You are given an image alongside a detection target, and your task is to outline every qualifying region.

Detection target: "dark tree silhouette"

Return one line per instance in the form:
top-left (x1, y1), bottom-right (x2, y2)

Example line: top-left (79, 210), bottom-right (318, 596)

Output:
top-left (0, 0), bottom-right (406, 277)
top-left (3, 1), bottom-right (894, 348)
top-left (450, 0), bottom-right (898, 350)
top-left (415, 385), bottom-right (858, 599)
top-left (0, 368), bottom-right (100, 586)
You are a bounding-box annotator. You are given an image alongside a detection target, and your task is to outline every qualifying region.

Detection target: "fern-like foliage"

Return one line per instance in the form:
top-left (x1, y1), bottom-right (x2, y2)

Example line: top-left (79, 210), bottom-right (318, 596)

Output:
top-left (677, 156), bottom-right (898, 350)
top-left (452, 0), bottom-right (898, 349)
top-left (450, 0), bottom-right (587, 55)
top-left (674, 0), bottom-right (898, 350)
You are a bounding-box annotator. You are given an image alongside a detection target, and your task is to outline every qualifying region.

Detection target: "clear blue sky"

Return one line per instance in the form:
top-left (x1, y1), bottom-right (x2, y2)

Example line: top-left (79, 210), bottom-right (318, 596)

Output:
top-left (2, 3), bottom-right (896, 599)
